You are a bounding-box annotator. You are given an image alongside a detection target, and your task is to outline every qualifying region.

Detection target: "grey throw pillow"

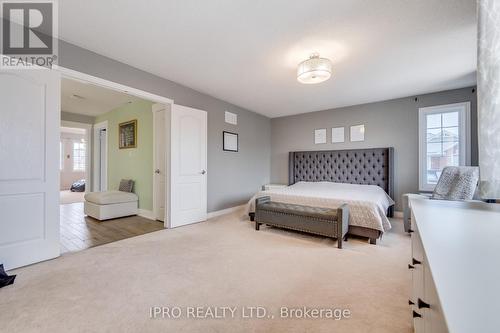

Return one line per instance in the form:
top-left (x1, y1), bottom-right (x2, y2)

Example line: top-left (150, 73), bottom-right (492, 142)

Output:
top-left (119, 179), bottom-right (134, 193)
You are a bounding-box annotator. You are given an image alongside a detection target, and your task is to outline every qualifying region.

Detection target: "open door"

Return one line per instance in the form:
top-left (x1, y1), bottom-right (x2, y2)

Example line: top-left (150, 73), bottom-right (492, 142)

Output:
top-left (170, 104), bottom-right (207, 227)
top-left (0, 69), bottom-right (60, 270)
top-left (153, 103), bottom-right (168, 223)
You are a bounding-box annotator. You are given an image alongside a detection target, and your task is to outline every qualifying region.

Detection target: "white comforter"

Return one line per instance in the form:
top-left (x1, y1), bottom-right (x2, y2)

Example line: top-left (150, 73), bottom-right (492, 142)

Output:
top-left (246, 181), bottom-right (394, 232)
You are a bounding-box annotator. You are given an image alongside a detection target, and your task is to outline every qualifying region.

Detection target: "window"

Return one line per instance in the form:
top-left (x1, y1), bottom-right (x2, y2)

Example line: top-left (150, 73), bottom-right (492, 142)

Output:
top-left (418, 102), bottom-right (470, 191)
top-left (73, 141), bottom-right (86, 171)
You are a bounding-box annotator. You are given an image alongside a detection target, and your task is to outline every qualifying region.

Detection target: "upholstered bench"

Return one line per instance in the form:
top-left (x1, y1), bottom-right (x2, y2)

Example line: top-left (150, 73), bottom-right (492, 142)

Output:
top-left (84, 191), bottom-right (138, 221)
top-left (254, 196), bottom-right (349, 248)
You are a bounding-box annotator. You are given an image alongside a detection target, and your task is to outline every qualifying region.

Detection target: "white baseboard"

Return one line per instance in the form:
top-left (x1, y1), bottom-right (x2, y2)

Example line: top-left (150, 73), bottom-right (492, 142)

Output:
top-left (138, 209), bottom-right (156, 220)
top-left (394, 210), bottom-right (403, 218)
top-left (207, 204), bottom-right (246, 219)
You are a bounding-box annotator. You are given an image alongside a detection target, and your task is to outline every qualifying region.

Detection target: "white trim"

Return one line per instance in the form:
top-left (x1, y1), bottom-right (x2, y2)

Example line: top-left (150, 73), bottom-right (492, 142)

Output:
top-left (207, 204), bottom-right (246, 219)
top-left (93, 120), bottom-right (108, 192)
top-left (138, 209), bottom-right (156, 221)
top-left (418, 102), bottom-right (471, 191)
top-left (61, 120), bottom-right (92, 193)
top-left (55, 66), bottom-right (174, 105)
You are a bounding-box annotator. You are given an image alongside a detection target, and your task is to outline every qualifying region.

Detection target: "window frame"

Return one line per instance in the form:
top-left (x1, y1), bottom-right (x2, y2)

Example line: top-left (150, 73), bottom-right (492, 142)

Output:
top-left (418, 102), bottom-right (471, 191)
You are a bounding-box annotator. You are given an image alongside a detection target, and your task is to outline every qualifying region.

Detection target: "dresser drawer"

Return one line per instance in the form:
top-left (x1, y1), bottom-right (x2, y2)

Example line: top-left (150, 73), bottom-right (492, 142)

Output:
top-left (423, 258), bottom-right (448, 333)
top-left (410, 224), bottom-right (426, 332)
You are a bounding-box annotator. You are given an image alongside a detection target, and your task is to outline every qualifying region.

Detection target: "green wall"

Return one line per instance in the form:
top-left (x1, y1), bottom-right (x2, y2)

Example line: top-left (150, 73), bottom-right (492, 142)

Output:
top-left (96, 100), bottom-right (154, 210)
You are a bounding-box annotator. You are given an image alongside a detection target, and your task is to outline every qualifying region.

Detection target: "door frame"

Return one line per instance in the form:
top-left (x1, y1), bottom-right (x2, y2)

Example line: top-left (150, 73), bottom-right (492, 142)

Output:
top-left (93, 120), bottom-right (108, 192)
top-left (55, 66), bottom-right (175, 227)
top-left (60, 120), bottom-right (92, 193)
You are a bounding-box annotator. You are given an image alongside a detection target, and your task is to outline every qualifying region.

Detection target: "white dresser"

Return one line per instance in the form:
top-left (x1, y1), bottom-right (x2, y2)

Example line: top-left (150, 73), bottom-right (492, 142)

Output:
top-left (409, 198), bottom-right (500, 333)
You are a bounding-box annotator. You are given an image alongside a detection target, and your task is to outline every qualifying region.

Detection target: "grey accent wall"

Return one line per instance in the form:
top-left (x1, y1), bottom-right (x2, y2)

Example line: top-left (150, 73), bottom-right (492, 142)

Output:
top-left (271, 87), bottom-right (478, 211)
top-left (61, 111), bottom-right (95, 124)
top-left (59, 41), bottom-right (270, 212)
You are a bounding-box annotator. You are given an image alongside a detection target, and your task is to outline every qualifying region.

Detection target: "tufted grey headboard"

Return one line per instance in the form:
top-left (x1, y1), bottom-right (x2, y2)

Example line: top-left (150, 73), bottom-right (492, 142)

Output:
top-left (288, 147), bottom-right (394, 200)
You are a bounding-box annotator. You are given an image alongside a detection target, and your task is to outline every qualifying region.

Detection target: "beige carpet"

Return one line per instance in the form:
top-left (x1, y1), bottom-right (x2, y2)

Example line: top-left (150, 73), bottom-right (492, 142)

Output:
top-left (60, 190), bottom-right (85, 205)
top-left (0, 211), bottom-right (412, 333)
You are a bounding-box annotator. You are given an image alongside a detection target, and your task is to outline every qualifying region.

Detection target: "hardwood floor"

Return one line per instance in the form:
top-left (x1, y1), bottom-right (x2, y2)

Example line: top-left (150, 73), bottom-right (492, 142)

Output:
top-left (60, 203), bottom-right (164, 254)
top-left (60, 190), bottom-right (85, 205)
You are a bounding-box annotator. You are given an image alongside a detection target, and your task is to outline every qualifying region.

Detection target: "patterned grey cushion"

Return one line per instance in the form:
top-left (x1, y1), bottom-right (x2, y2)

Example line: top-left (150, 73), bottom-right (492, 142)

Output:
top-left (432, 167), bottom-right (479, 200)
top-left (258, 201), bottom-right (338, 220)
top-left (119, 179), bottom-right (134, 193)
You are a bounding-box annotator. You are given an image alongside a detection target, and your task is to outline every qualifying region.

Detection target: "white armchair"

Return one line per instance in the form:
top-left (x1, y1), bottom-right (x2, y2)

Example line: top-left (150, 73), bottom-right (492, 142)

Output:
top-left (402, 166), bottom-right (480, 232)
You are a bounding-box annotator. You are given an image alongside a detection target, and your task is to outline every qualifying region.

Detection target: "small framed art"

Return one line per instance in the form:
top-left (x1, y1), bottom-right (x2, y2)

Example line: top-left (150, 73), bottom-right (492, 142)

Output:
top-left (223, 131), bottom-right (238, 152)
top-left (119, 119), bottom-right (137, 149)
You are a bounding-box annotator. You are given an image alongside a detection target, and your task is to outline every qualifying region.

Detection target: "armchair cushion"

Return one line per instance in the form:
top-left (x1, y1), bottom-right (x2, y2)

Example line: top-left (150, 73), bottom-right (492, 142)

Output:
top-left (431, 166), bottom-right (479, 201)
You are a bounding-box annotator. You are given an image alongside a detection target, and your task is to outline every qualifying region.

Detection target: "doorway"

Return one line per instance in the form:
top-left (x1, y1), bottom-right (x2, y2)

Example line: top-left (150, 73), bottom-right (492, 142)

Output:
top-left (93, 121), bottom-right (108, 192)
top-left (59, 76), bottom-right (168, 254)
top-left (59, 122), bottom-right (91, 205)
top-left (0, 66), bottom-right (208, 269)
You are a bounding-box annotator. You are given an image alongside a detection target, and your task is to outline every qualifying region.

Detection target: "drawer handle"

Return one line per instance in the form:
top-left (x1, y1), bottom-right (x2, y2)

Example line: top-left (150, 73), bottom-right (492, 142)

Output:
top-left (413, 310), bottom-right (422, 318)
top-left (412, 258), bottom-right (422, 265)
top-left (408, 264), bottom-right (414, 269)
top-left (409, 300), bottom-right (414, 306)
top-left (408, 229), bottom-right (415, 233)
top-left (418, 298), bottom-right (430, 309)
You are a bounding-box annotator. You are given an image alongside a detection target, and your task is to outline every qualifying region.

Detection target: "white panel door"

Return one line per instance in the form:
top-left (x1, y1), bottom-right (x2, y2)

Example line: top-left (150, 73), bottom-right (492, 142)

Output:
top-left (153, 104), bottom-right (167, 222)
top-left (0, 69), bottom-right (60, 270)
top-left (170, 104), bottom-right (207, 227)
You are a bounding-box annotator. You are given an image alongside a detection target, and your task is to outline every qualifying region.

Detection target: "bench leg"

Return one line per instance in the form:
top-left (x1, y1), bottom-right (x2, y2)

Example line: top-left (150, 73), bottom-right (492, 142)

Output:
top-left (343, 234), bottom-right (348, 242)
top-left (255, 222), bottom-right (260, 231)
top-left (369, 238), bottom-right (377, 245)
top-left (337, 237), bottom-right (342, 249)
top-left (249, 213), bottom-right (255, 221)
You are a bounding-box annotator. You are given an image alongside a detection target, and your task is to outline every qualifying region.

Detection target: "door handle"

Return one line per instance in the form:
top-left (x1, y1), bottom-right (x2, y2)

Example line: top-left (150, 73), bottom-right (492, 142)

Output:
top-left (155, 169), bottom-right (161, 174)
top-left (201, 170), bottom-right (206, 175)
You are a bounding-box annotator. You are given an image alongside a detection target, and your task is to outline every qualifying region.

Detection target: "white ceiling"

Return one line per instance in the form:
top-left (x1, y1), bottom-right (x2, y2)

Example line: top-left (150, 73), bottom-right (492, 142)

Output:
top-left (61, 78), bottom-right (142, 116)
top-left (60, 126), bottom-right (85, 135)
top-left (59, 0), bottom-right (477, 118)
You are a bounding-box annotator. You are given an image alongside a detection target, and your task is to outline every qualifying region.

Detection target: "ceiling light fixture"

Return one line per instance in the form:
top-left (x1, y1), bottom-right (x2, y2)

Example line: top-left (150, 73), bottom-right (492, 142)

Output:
top-left (297, 53), bottom-right (332, 84)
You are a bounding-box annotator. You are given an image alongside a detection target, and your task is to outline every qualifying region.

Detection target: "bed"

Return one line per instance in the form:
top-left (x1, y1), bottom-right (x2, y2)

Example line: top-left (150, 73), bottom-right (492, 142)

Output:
top-left (247, 147), bottom-right (395, 244)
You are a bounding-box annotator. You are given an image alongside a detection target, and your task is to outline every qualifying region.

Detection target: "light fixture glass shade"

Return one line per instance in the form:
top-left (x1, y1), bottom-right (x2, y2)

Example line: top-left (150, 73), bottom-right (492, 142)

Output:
top-left (297, 54), bottom-right (332, 84)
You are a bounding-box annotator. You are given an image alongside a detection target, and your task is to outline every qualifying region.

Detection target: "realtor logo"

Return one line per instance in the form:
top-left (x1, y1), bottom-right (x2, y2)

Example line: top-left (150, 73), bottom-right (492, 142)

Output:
top-left (1, 0), bottom-right (57, 68)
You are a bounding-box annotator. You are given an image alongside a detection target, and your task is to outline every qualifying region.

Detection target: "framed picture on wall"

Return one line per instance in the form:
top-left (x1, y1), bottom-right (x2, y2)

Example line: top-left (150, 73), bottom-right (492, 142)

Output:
top-left (119, 119), bottom-right (137, 149)
top-left (314, 128), bottom-right (327, 144)
top-left (223, 131), bottom-right (238, 152)
top-left (350, 124), bottom-right (365, 142)
top-left (331, 127), bottom-right (345, 143)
